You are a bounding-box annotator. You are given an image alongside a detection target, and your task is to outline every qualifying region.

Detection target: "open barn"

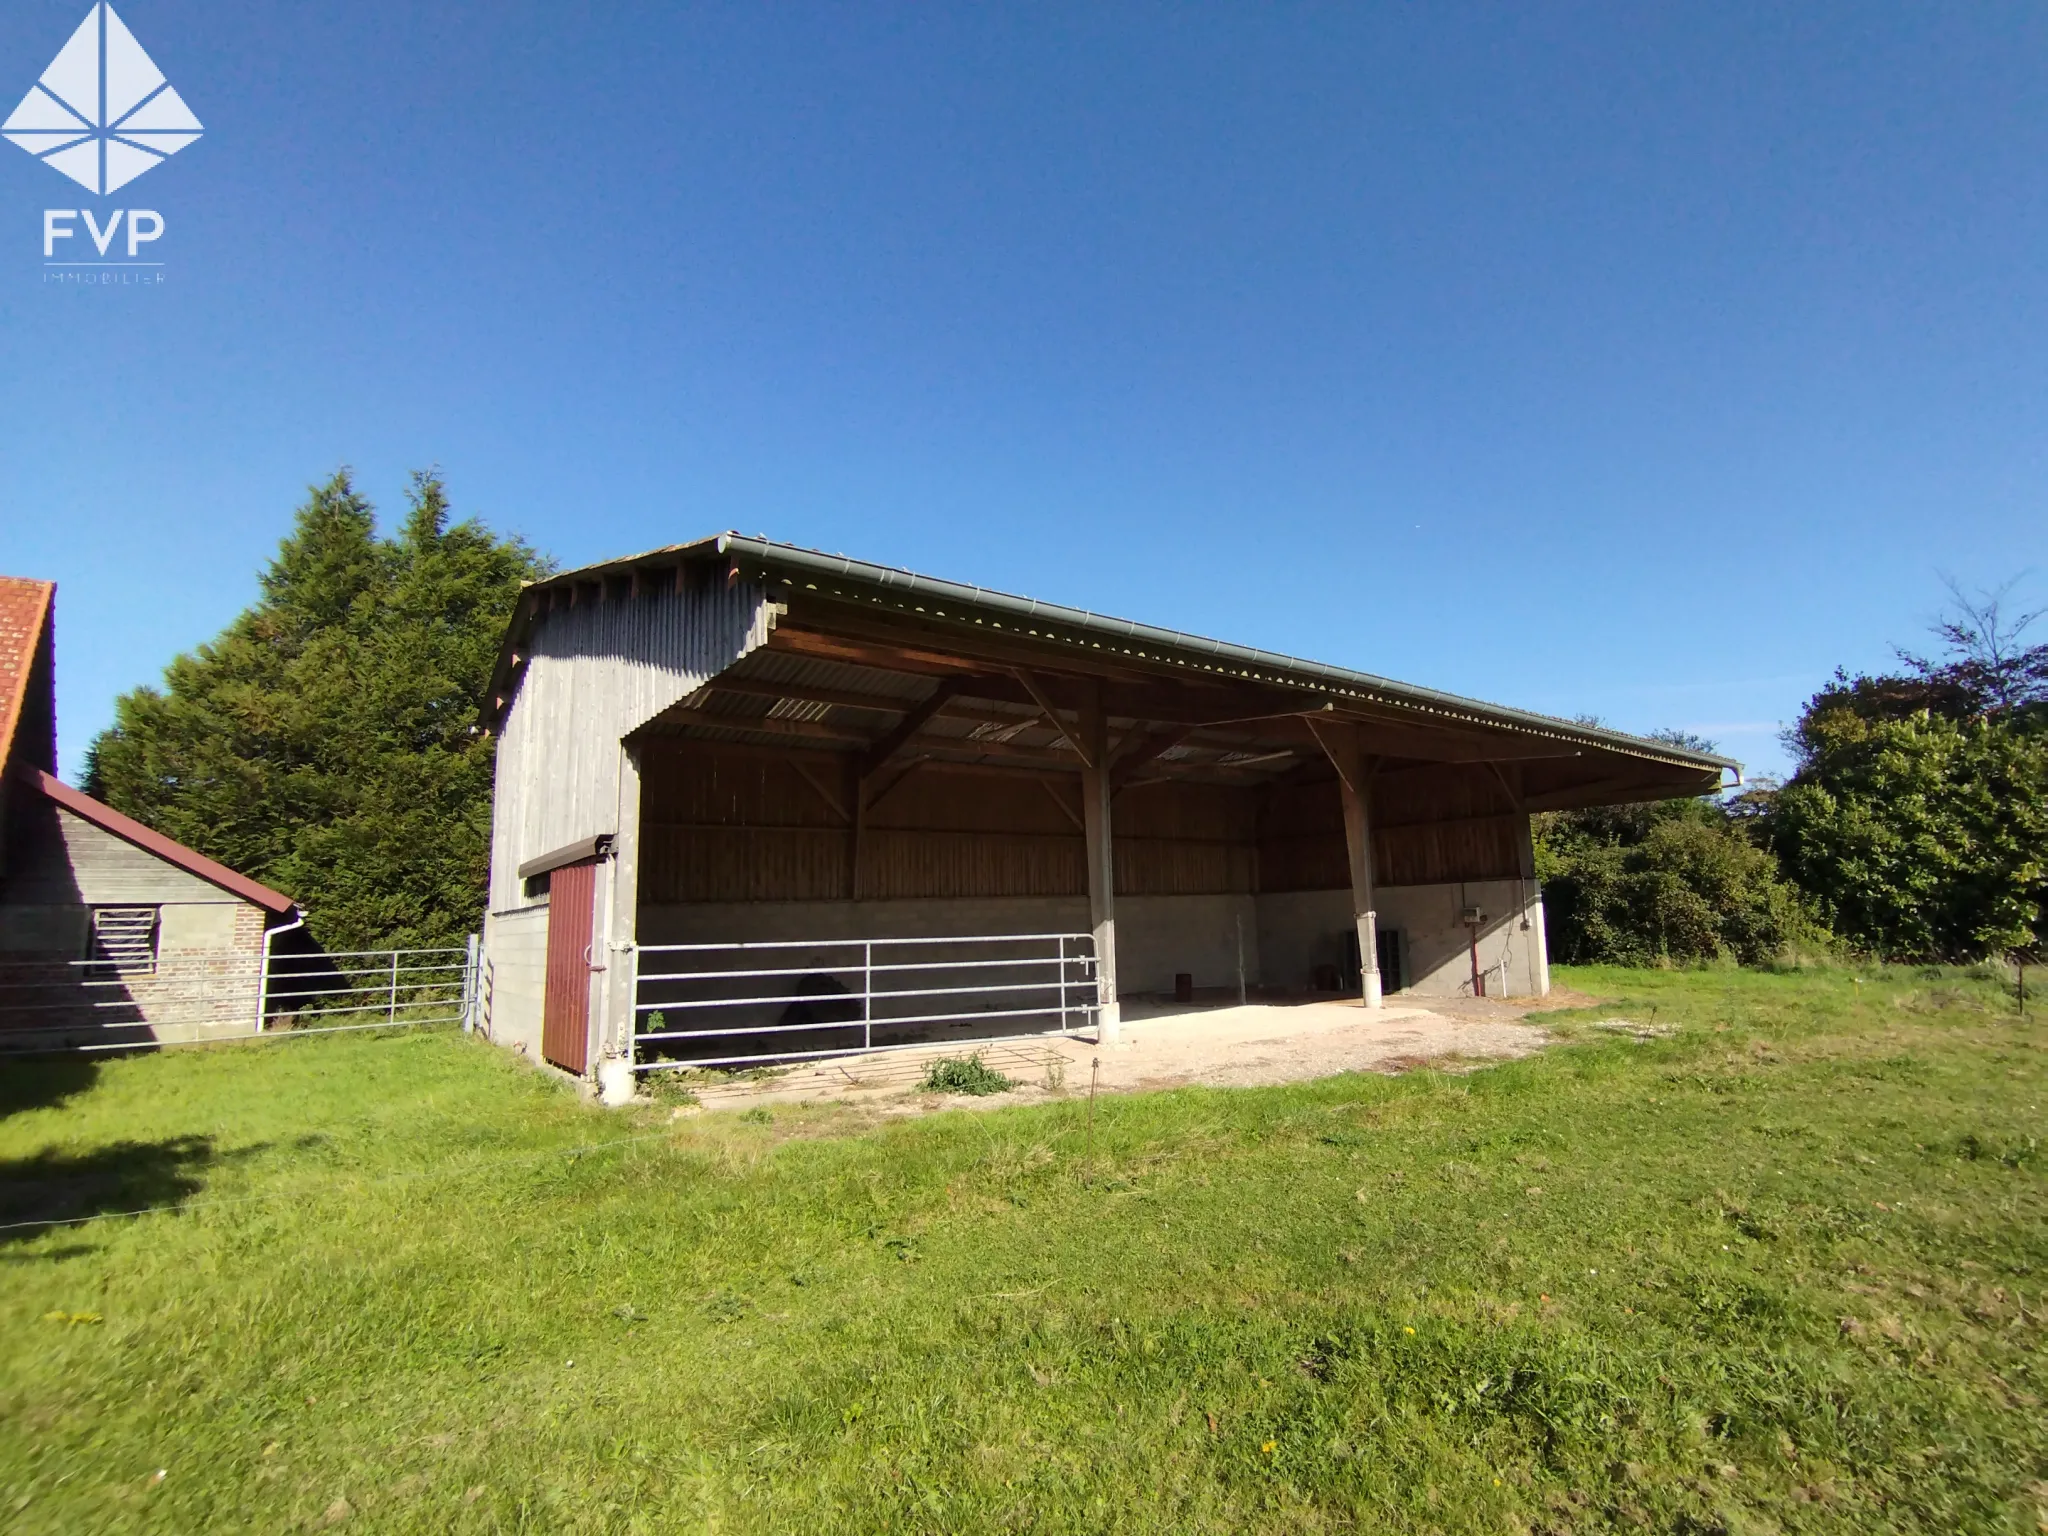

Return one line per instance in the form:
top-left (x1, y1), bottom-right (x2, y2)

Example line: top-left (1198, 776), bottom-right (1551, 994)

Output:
top-left (480, 537), bottom-right (1733, 1081)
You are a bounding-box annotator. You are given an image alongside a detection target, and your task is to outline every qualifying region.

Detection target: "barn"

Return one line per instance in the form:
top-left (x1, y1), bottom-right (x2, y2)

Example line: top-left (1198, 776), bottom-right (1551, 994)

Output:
top-left (480, 537), bottom-right (1733, 1083)
top-left (0, 576), bottom-right (305, 1048)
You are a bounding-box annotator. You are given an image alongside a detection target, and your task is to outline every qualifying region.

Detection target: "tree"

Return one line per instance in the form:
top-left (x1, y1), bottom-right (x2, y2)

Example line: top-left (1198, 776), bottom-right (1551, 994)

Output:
top-left (1768, 578), bottom-right (2048, 960)
top-left (1533, 731), bottom-right (1816, 966)
top-left (1770, 703), bottom-right (2047, 962)
top-left (1897, 575), bottom-right (2048, 719)
top-left (84, 470), bottom-right (549, 952)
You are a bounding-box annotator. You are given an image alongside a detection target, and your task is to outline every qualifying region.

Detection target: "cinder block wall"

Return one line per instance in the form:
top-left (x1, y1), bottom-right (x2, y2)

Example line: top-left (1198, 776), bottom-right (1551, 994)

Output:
top-left (481, 905), bottom-right (550, 1061)
top-left (1256, 881), bottom-right (1549, 998)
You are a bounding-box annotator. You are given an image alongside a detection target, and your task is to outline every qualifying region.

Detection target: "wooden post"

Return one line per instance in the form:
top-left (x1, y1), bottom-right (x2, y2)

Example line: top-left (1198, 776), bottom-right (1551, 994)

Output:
top-left (1308, 717), bottom-right (1381, 1009)
top-left (1079, 678), bottom-right (1120, 1041)
top-left (845, 755), bottom-right (865, 901)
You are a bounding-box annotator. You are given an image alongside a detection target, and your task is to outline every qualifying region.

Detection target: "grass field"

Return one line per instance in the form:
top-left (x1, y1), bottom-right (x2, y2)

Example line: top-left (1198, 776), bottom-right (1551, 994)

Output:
top-left (1, 966), bottom-right (2042, 1533)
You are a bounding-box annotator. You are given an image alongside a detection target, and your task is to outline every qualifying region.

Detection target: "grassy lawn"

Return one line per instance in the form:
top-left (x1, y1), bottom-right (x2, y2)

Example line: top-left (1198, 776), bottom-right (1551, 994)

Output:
top-left (1, 967), bottom-right (2042, 1533)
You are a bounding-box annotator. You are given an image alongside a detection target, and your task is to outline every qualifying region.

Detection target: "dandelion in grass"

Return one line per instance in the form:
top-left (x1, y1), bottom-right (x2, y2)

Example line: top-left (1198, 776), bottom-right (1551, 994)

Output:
top-left (1261, 1440), bottom-right (1277, 1455)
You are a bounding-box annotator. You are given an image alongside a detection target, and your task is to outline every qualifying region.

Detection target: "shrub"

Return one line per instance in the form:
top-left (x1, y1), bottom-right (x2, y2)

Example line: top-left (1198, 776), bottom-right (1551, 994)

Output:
top-left (919, 1053), bottom-right (1015, 1096)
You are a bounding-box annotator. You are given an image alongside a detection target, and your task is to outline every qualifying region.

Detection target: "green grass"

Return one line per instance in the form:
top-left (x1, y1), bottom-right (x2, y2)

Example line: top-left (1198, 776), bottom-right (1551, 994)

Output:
top-left (0, 965), bottom-right (2042, 1533)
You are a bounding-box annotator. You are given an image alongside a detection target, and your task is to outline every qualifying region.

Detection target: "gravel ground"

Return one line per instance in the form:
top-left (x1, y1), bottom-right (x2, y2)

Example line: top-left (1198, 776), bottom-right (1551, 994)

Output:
top-left (660, 989), bottom-right (1584, 1115)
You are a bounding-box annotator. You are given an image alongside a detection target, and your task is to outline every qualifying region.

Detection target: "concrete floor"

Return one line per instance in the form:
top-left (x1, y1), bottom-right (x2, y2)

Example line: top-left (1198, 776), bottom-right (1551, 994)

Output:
top-left (661, 991), bottom-right (1559, 1114)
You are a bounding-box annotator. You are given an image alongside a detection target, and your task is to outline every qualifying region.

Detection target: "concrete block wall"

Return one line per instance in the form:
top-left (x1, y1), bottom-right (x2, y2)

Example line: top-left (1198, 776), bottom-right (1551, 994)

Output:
top-left (1256, 881), bottom-right (1549, 998)
top-left (481, 904), bottom-right (551, 1062)
top-left (0, 899), bottom-right (271, 1047)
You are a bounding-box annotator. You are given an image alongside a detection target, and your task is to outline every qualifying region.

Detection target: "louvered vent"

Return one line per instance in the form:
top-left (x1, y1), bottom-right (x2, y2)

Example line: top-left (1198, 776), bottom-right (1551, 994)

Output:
top-left (88, 906), bottom-right (159, 974)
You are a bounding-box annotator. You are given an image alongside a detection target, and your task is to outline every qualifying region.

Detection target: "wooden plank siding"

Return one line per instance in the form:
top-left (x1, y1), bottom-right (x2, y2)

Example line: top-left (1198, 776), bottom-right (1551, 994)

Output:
top-left (638, 740), bottom-right (1524, 904)
top-left (488, 577), bottom-right (775, 913)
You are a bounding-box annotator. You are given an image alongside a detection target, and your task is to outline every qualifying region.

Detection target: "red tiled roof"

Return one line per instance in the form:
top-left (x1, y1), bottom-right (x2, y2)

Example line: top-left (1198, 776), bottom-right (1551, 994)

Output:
top-left (0, 577), bottom-right (54, 776)
top-left (23, 769), bottom-right (297, 915)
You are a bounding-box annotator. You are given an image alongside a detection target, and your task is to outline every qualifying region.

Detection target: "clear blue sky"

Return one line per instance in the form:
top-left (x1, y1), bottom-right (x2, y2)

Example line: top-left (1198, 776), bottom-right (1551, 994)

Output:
top-left (3, 3), bottom-right (2044, 784)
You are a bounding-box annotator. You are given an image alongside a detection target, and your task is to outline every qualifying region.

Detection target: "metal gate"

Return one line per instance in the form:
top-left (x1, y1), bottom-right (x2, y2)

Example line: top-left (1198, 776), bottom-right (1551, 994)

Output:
top-left (0, 939), bottom-right (484, 1054)
top-left (630, 931), bottom-right (1097, 1073)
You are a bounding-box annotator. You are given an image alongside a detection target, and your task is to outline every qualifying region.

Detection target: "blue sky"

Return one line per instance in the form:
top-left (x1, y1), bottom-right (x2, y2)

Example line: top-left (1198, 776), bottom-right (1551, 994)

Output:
top-left (2, 3), bottom-right (2044, 783)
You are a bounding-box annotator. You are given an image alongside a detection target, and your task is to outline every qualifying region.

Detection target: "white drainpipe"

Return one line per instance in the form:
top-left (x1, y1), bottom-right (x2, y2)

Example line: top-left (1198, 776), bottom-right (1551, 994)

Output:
top-left (255, 910), bottom-right (306, 1033)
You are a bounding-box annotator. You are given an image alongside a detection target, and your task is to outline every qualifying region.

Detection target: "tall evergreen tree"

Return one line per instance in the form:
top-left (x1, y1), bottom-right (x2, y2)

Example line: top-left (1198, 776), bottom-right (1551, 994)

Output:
top-left (84, 471), bottom-right (549, 951)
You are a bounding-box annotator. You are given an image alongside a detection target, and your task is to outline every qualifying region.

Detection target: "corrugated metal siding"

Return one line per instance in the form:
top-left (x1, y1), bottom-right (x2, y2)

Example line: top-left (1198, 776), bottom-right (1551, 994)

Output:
top-left (489, 582), bottom-right (773, 911)
top-left (542, 858), bottom-right (598, 1073)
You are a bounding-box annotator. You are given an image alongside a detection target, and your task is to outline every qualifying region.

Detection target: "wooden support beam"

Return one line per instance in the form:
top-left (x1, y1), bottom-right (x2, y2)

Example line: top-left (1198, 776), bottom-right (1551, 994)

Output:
top-left (856, 680), bottom-right (962, 781)
top-left (1078, 678), bottom-right (1119, 1039)
top-left (862, 757), bottom-right (926, 816)
top-left (846, 754), bottom-right (865, 900)
top-left (789, 759), bottom-right (849, 822)
top-left (1307, 717), bottom-right (1383, 1009)
top-left (1109, 726), bottom-right (1194, 794)
top-left (1013, 668), bottom-right (1093, 768)
top-left (1038, 778), bottom-right (1085, 833)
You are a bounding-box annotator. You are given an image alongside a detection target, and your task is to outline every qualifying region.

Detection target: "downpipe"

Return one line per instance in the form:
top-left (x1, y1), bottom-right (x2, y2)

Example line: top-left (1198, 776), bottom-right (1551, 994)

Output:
top-left (254, 910), bottom-right (307, 1033)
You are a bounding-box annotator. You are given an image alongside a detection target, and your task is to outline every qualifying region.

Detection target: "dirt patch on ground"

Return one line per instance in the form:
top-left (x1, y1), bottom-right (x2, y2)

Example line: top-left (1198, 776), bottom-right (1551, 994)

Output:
top-left (657, 991), bottom-right (1575, 1116)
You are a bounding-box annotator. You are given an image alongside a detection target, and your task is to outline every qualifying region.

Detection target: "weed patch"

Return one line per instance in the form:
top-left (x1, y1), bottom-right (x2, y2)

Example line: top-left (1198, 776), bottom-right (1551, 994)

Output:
top-left (920, 1052), bottom-right (1017, 1096)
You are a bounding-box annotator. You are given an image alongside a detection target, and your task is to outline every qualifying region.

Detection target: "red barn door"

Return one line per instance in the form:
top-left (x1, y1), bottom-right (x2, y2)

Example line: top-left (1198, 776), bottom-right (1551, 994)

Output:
top-left (542, 858), bottom-right (600, 1074)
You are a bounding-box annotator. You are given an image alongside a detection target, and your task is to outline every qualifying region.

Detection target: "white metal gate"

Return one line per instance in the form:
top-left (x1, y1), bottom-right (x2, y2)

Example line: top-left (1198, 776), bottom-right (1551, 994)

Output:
top-left (0, 938), bottom-right (485, 1055)
top-left (630, 931), bottom-right (1097, 1073)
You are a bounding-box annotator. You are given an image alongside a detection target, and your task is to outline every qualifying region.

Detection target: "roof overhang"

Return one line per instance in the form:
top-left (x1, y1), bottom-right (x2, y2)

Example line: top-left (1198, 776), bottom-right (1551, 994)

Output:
top-left (484, 534), bottom-right (1738, 809)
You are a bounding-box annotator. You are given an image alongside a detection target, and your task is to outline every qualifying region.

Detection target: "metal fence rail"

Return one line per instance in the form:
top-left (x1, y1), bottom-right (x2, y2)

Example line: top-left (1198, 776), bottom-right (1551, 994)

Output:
top-left (0, 938), bottom-right (484, 1055)
top-left (260, 946), bottom-right (473, 1032)
top-left (632, 931), bottom-right (1097, 1072)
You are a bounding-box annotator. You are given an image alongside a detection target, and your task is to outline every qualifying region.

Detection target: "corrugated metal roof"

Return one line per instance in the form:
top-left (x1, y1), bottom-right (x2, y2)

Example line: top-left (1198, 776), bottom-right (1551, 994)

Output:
top-left (524, 534), bottom-right (1737, 777)
top-left (720, 650), bottom-right (934, 703)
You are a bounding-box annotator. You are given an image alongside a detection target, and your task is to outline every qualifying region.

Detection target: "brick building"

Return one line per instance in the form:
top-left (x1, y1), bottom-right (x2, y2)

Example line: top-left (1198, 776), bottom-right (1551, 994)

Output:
top-left (0, 577), bottom-right (304, 1048)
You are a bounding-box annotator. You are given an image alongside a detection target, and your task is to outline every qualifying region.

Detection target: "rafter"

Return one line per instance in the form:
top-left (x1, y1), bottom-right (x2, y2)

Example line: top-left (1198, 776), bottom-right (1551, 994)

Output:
top-left (856, 680), bottom-right (962, 781)
top-left (1013, 668), bottom-right (1094, 768)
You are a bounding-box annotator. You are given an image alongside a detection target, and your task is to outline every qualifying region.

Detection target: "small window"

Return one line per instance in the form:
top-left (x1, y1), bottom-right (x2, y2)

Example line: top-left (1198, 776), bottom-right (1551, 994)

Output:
top-left (523, 870), bottom-right (552, 903)
top-left (86, 906), bottom-right (159, 975)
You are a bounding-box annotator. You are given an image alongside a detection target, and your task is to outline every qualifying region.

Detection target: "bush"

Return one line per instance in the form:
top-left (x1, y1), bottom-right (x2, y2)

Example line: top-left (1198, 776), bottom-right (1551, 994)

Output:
top-left (919, 1054), bottom-right (1016, 1096)
top-left (1536, 799), bottom-right (1816, 967)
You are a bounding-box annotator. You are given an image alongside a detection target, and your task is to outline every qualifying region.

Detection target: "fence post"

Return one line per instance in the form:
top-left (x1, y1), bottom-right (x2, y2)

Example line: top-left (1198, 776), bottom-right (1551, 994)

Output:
top-left (388, 950), bottom-right (400, 1025)
top-left (863, 939), bottom-right (873, 1052)
top-left (1057, 935), bottom-right (1068, 1033)
top-left (463, 933), bottom-right (480, 1033)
